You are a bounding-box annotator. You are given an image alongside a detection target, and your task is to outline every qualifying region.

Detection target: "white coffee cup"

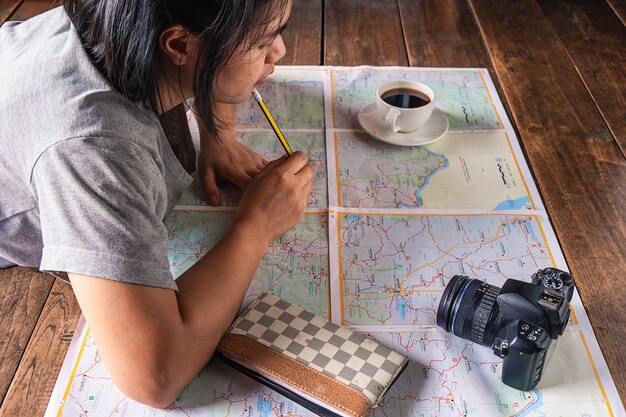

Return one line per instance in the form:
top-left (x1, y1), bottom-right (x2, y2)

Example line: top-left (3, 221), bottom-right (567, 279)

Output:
top-left (375, 80), bottom-right (435, 133)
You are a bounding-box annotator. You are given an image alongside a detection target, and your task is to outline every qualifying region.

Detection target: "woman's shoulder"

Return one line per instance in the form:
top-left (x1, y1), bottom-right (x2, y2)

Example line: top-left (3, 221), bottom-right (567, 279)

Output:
top-left (1, 6), bottom-right (162, 151)
top-left (0, 7), bottom-right (71, 65)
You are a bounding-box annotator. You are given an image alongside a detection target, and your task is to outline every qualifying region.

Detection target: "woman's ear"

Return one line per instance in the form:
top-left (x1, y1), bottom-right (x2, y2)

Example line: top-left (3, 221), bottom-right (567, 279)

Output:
top-left (159, 25), bottom-right (198, 66)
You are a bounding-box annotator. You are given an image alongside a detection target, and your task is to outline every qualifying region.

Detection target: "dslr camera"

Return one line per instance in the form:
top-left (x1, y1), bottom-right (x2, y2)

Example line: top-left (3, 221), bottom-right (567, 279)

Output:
top-left (436, 268), bottom-right (574, 390)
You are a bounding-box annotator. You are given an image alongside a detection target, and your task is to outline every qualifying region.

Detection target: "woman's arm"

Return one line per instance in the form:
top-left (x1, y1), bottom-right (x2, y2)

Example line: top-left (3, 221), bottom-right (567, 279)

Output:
top-left (69, 152), bottom-right (313, 408)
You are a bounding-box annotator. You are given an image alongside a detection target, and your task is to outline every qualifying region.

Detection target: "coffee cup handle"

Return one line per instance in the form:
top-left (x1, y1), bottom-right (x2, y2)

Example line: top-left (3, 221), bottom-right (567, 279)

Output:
top-left (384, 108), bottom-right (401, 133)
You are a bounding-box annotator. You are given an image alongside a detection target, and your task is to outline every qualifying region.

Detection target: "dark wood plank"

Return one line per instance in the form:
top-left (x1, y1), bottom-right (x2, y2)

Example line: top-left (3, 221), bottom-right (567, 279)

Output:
top-left (324, 0), bottom-right (408, 66)
top-left (0, 268), bottom-right (54, 406)
top-left (0, 279), bottom-right (80, 417)
top-left (0, 0), bottom-right (22, 25)
top-left (606, 0), bottom-right (626, 26)
top-left (539, 0), bottom-right (626, 155)
top-left (399, 0), bottom-right (492, 68)
top-left (7, 0), bottom-right (59, 21)
top-left (469, 0), bottom-right (626, 400)
top-left (281, 0), bottom-right (322, 65)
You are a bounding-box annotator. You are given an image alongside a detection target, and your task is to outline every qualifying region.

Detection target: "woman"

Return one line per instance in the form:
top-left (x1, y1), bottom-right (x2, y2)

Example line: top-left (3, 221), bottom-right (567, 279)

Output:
top-left (0, 0), bottom-right (312, 408)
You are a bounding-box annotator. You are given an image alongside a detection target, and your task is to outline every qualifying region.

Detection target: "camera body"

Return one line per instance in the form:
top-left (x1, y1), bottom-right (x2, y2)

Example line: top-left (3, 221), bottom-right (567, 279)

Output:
top-left (436, 268), bottom-right (575, 390)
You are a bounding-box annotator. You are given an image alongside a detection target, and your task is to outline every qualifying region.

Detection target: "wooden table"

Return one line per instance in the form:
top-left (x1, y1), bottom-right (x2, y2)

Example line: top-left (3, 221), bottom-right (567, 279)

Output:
top-left (1, 0), bottom-right (624, 415)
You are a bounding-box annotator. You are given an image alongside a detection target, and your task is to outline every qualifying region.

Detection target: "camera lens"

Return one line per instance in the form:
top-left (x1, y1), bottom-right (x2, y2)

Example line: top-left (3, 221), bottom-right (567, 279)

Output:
top-left (437, 275), bottom-right (501, 346)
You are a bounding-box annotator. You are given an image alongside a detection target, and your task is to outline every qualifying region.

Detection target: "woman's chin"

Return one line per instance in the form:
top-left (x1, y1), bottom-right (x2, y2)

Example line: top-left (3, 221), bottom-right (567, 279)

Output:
top-left (213, 91), bottom-right (255, 104)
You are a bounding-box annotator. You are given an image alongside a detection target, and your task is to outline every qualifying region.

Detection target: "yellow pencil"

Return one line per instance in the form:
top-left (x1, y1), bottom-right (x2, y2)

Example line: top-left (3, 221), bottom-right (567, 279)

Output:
top-left (252, 88), bottom-right (294, 156)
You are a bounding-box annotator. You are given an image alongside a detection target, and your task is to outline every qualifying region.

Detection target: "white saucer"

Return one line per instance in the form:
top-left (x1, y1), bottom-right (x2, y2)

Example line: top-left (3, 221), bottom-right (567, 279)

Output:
top-left (357, 102), bottom-right (449, 146)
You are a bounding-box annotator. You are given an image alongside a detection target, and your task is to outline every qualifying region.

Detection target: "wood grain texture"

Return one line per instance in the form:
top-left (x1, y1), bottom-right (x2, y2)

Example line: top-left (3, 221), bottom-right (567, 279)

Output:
top-left (7, 0), bottom-right (59, 21)
top-left (281, 0), bottom-right (322, 65)
top-left (399, 0), bottom-right (492, 68)
top-left (469, 0), bottom-right (626, 400)
top-left (606, 0), bottom-right (626, 26)
top-left (324, 0), bottom-right (408, 66)
top-left (539, 0), bottom-right (626, 155)
top-left (0, 279), bottom-right (80, 417)
top-left (0, 0), bottom-right (22, 24)
top-left (0, 268), bottom-right (54, 406)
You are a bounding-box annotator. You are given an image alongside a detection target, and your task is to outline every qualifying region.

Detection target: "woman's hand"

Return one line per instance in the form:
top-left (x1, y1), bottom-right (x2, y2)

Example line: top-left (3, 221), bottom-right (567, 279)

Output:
top-left (198, 134), bottom-right (268, 205)
top-left (193, 102), bottom-right (268, 205)
top-left (233, 151), bottom-right (313, 244)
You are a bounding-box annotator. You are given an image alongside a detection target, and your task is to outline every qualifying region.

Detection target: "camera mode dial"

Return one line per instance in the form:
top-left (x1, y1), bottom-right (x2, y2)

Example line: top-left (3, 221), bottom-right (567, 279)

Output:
top-left (543, 274), bottom-right (563, 290)
top-left (532, 268), bottom-right (574, 296)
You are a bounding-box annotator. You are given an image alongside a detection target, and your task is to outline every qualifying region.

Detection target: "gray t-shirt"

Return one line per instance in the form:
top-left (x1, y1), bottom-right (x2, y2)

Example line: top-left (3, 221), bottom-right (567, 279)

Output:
top-left (0, 7), bottom-right (193, 290)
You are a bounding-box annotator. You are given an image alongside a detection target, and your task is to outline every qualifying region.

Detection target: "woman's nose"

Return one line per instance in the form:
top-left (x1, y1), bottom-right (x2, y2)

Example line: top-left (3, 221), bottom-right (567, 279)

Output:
top-left (266, 34), bottom-right (286, 64)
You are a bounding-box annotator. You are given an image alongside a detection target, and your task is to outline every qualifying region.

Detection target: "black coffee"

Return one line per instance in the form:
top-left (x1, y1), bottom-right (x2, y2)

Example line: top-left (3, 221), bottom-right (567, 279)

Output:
top-left (381, 88), bottom-right (431, 108)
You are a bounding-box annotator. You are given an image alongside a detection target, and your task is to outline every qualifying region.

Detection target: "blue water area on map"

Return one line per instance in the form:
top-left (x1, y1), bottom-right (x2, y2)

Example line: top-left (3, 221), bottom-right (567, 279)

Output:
top-left (257, 396), bottom-right (274, 417)
top-left (348, 214), bottom-right (362, 222)
top-left (394, 296), bottom-right (409, 321)
top-left (493, 196), bottom-right (532, 210)
top-left (404, 149), bottom-right (449, 208)
top-left (243, 114), bottom-right (260, 123)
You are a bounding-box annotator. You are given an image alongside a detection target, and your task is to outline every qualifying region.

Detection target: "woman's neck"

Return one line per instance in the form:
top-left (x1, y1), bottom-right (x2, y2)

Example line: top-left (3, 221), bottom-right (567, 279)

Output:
top-left (154, 57), bottom-right (194, 115)
top-left (155, 80), bottom-right (186, 115)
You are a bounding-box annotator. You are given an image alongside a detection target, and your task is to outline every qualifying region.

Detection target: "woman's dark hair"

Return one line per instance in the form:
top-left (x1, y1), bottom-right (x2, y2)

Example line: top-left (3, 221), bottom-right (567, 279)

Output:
top-left (63, 0), bottom-right (289, 137)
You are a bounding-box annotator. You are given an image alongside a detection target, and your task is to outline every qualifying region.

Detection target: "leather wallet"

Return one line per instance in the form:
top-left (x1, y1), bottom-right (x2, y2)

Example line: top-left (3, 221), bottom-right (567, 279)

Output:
top-left (216, 293), bottom-right (408, 417)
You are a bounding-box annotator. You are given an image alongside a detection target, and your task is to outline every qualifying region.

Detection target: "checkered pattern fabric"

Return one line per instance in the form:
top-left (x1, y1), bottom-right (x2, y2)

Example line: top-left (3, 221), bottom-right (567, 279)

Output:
top-left (229, 294), bottom-right (407, 403)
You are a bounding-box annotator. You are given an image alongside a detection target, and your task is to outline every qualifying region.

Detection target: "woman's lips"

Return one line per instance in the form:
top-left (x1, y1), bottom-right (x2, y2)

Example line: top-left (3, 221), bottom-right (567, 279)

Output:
top-left (255, 69), bottom-right (275, 87)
